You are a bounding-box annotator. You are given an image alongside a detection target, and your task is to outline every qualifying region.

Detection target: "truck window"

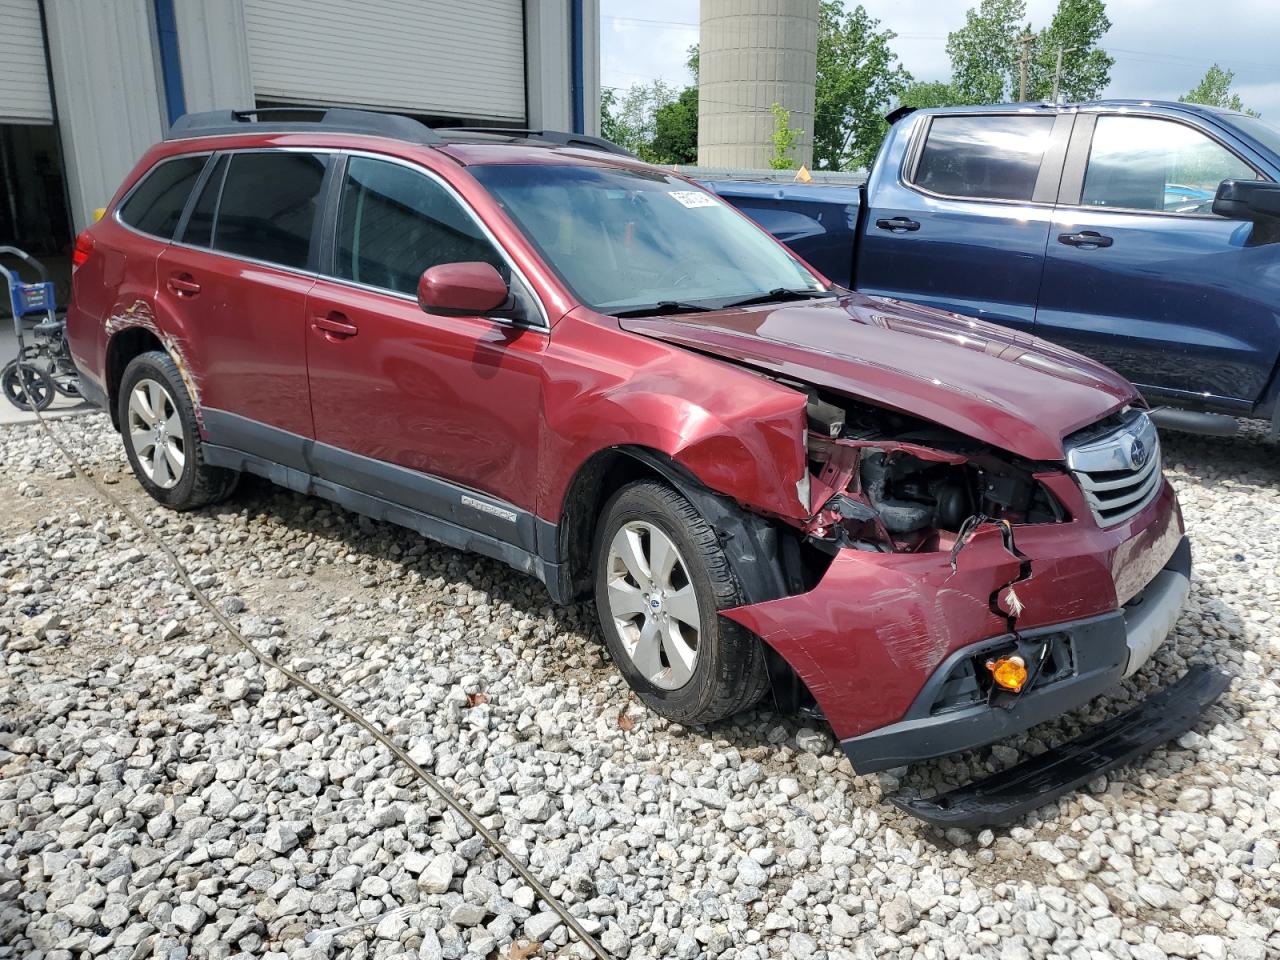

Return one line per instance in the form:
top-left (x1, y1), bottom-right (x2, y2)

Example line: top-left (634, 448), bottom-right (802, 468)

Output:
top-left (1081, 116), bottom-right (1256, 215)
top-left (911, 115), bottom-right (1055, 202)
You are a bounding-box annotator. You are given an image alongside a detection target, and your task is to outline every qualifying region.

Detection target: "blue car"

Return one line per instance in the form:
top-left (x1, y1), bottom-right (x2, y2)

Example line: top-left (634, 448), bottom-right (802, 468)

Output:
top-left (706, 101), bottom-right (1280, 436)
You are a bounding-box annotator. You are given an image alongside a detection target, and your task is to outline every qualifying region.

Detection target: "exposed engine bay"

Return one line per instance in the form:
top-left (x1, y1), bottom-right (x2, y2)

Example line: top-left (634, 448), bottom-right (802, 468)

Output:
top-left (794, 385), bottom-right (1067, 555)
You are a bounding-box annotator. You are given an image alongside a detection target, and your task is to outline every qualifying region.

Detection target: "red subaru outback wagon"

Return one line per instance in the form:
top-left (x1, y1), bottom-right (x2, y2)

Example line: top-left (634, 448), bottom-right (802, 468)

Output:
top-left (67, 109), bottom-right (1224, 825)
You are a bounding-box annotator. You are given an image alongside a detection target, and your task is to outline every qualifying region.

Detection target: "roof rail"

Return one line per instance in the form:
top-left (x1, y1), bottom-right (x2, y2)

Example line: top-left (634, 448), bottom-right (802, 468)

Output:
top-left (166, 108), bottom-right (444, 145)
top-left (434, 127), bottom-right (636, 158)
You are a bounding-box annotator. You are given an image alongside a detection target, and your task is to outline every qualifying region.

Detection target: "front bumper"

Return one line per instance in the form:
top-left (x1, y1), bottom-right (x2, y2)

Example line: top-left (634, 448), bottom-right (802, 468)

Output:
top-left (723, 477), bottom-right (1187, 748)
top-left (840, 536), bottom-right (1191, 773)
top-left (891, 662), bottom-right (1229, 829)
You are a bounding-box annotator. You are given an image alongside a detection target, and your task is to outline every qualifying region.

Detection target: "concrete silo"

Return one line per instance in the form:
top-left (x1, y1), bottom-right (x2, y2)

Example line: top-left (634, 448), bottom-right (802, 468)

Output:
top-left (698, 0), bottom-right (819, 169)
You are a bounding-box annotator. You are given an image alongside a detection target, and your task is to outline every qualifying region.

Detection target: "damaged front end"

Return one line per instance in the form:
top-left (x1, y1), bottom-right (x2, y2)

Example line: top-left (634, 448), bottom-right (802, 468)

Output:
top-left (719, 389), bottom-right (1225, 828)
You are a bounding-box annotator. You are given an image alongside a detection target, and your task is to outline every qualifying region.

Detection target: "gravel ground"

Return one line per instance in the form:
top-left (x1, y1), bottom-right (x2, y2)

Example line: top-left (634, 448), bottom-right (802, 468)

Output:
top-left (1, 412), bottom-right (1277, 960)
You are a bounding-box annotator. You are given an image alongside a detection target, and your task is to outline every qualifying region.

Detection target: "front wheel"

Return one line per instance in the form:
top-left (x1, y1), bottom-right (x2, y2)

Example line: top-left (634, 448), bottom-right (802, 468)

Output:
top-left (118, 351), bottom-right (238, 510)
top-left (593, 480), bottom-right (770, 725)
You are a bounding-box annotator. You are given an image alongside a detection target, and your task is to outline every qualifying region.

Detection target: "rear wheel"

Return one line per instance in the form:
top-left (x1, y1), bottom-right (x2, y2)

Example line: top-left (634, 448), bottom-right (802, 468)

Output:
top-left (119, 351), bottom-right (238, 509)
top-left (593, 480), bottom-right (769, 724)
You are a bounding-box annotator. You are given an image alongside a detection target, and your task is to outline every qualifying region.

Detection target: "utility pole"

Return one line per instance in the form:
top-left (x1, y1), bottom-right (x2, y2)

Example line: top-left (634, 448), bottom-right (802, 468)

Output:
top-left (1052, 46), bottom-right (1081, 103)
top-left (1017, 31), bottom-right (1035, 102)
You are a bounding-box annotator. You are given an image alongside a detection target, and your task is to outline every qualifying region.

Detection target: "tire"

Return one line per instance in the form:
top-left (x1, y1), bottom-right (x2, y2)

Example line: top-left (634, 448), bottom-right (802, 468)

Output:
top-left (51, 365), bottom-right (81, 398)
top-left (593, 480), bottom-right (770, 725)
top-left (118, 351), bottom-right (238, 510)
top-left (1, 360), bottom-right (54, 411)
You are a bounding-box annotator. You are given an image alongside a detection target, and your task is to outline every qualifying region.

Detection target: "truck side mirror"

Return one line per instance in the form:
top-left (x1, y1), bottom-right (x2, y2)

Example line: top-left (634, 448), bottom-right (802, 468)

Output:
top-left (1212, 179), bottom-right (1280, 222)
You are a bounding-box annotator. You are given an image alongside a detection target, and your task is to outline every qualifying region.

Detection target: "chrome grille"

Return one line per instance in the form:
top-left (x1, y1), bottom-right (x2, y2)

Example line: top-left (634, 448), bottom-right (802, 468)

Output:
top-left (1066, 409), bottom-right (1163, 526)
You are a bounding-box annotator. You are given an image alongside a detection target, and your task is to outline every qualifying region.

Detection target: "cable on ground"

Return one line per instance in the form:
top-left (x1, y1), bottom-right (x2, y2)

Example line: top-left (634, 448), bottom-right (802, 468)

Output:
top-left (15, 372), bottom-right (611, 960)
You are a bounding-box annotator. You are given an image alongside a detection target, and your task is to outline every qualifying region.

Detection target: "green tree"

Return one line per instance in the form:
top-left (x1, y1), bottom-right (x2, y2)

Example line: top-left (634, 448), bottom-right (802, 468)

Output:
top-left (898, 80), bottom-right (962, 110)
top-left (945, 0), bottom-right (1026, 103)
top-left (598, 80), bottom-right (678, 160)
top-left (813, 1), bottom-right (911, 171)
top-left (651, 86), bottom-right (698, 164)
top-left (604, 45), bottom-right (699, 164)
top-left (769, 103), bottom-right (803, 170)
top-left (1028, 0), bottom-right (1113, 101)
top-left (1180, 63), bottom-right (1259, 117)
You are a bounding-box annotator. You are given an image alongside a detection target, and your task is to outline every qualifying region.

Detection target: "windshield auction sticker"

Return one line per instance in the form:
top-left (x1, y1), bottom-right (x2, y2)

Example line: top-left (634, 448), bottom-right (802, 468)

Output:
top-left (669, 191), bottom-right (719, 208)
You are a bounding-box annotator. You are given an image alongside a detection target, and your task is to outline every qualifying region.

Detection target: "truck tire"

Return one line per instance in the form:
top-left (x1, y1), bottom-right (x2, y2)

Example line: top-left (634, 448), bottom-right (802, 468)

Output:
top-left (118, 351), bottom-right (238, 510)
top-left (594, 479), bottom-right (770, 724)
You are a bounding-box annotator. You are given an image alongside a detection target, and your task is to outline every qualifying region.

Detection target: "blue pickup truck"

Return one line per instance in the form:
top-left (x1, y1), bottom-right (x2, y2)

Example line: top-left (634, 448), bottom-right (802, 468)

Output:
top-left (705, 100), bottom-right (1280, 436)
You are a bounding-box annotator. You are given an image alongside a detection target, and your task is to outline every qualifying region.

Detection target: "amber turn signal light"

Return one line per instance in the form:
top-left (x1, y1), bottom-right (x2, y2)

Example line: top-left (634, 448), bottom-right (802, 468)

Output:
top-left (986, 654), bottom-right (1028, 693)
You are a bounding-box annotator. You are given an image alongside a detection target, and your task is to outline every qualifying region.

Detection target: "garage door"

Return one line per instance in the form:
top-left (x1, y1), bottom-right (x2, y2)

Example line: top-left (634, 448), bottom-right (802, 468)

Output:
top-left (0, 0), bottom-right (53, 124)
top-left (243, 0), bottom-right (526, 123)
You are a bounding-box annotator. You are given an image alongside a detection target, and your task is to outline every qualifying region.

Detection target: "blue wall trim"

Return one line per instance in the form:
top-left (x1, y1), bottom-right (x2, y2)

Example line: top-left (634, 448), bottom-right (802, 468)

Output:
top-left (570, 0), bottom-right (585, 134)
top-left (154, 0), bottom-right (186, 126)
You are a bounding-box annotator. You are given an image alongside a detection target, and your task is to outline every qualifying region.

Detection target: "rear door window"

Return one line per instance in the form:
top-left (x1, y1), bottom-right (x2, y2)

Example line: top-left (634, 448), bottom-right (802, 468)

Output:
top-left (180, 154), bottom-right (227, 248)
top-left (1081, 115), bottom-right (1257, 215)
top-left (118, 155), bottom-right (207, 239)
top-left (912, 115), bottom-right (1056, 202)
top-left (209, 151), bottom-right (328, 269)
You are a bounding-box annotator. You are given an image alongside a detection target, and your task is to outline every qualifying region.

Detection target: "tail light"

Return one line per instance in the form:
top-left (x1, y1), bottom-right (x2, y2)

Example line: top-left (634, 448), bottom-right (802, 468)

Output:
top-left (72, 230), bottom-right (95, 270)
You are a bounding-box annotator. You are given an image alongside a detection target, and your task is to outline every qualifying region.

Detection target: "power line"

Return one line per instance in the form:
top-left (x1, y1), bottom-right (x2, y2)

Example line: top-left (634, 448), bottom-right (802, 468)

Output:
top-left (602, 14), bottom-right (698, 29)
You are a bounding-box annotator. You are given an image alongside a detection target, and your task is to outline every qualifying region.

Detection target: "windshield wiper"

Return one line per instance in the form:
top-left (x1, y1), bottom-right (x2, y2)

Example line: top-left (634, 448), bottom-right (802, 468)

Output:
top-left (608, 301), bottom-right (715, 319)
top-left (720, 287), bottom-right (832, 309)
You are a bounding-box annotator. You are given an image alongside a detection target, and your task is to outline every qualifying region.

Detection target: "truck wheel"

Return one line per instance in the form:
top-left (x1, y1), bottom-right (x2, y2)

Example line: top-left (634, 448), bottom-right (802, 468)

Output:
top-left (118, 351), bottom-right (238, 510)
top-left (594, 480), bottom-right (770, 724)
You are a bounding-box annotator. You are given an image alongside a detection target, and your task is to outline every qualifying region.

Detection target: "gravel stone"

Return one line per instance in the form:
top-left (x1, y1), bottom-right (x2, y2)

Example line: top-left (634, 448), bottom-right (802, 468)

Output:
top-left (2, 415), bottom-right (1278, 960)
top-left (419, 853), bottom-right (454, 894)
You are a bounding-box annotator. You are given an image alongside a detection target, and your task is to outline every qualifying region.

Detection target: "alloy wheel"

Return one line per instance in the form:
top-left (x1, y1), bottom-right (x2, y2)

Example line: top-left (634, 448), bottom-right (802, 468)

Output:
top-left (604, 520), bottom-right (701, 690)
top-left (128, 378), bottom-right (185, 489)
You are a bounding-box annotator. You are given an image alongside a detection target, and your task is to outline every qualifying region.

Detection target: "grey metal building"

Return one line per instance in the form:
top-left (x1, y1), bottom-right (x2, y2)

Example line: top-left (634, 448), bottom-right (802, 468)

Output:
top-left (0, 0), bottom-right (601, 261)
top-left (698, 0), bottom-right (817, 169)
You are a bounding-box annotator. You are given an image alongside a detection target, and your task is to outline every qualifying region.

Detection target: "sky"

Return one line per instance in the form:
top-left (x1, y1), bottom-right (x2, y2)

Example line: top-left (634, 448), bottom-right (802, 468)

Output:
top-left (600, 0), bottom-right (1280, 118)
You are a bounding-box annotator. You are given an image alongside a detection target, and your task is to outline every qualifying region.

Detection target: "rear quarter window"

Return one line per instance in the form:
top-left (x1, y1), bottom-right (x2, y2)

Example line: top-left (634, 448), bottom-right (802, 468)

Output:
top-left (118, 155), bottom-right (208, 239)
top-left (911, 115), bottom-right (1055, 202)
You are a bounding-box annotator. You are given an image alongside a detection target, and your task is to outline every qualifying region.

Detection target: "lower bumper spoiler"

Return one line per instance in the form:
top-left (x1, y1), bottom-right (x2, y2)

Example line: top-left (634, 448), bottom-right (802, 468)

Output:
top-left (890, 664), bottom-right (1230, 830)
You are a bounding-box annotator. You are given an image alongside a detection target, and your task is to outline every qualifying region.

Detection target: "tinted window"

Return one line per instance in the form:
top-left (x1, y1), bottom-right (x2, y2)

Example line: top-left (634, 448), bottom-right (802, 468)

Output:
top-left (1082, 116), bottom-right (1257, 215)
top-left (913, 115), bottom-right (1055, 202)
top-left (212, 152), bottom-right (327, 269)
top-left (335, 157), bottom-right (505, 294)
top-left (119, 155), bottom-right (206, 238)
top-left (181, 154), bottom-right (227, 248)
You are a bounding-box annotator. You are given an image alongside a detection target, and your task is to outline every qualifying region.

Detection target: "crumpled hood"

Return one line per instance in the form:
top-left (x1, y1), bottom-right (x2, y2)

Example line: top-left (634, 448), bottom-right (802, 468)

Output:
top-left (619, 293), bottom-right (1138, 462)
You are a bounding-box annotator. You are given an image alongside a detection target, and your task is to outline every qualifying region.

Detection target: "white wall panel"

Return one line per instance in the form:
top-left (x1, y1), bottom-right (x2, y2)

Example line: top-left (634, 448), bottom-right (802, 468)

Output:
top-left (44, 0), bottom-right (166, 231)
top-left (175, 0), bottom-right (255, 113)
top-left (243, 0), bottom-right (526, 122)
top-left (0, 0), bottom-right (54, 123)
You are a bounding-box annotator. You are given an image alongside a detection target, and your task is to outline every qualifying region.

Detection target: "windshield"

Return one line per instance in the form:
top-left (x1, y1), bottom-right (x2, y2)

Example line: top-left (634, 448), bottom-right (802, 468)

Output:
top-left (1231, 114), bottom-right (1280, 161)
top-left (469, 163), bottom-right (828, 313)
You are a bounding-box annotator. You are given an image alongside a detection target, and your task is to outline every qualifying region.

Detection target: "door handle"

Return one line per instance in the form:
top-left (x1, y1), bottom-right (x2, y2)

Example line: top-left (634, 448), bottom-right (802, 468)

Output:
top-left (166, 273), bottom-right (201, 296)
top-left (311, 312), bottom-right (358, 341)
top-left (1058, 231), bottom-right (1113, 248)
top-left (875, 217), bottom-right (921, 233)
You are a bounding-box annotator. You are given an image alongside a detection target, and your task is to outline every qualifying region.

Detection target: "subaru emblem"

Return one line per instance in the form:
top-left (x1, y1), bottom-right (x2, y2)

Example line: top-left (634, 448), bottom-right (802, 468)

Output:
top-left (1129, 437), bottom-right (1148, 469)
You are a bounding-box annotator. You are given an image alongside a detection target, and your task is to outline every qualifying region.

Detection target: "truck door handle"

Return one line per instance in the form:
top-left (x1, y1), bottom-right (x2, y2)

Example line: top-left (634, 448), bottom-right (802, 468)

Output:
top-left (1058, 231), bottom-right (1113, 248)
top-left (875, 217), bottom-right (921, 233)
top-left (166, 273), bottom-right (201, 296)
top-left (311, 312), bottom-right (358, 341)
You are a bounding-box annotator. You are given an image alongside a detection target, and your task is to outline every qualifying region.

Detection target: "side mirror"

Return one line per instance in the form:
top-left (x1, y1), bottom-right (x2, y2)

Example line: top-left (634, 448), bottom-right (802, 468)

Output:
top-left (1212, 179), bottom-right (1280, 221)
top-left (417, 262), bottom-right (511, 317)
